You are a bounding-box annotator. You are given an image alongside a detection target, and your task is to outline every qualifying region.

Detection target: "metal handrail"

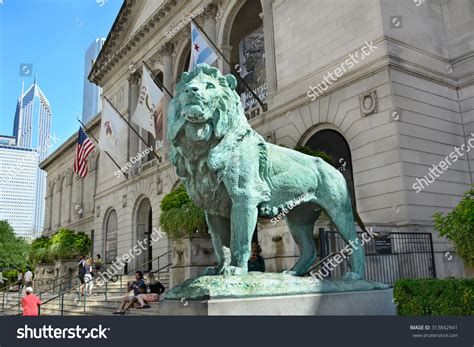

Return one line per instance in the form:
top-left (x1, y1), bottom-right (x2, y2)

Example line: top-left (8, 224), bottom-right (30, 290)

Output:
top-left (0, 281), bottom-right (20, 312)
top-left (0, 270), bottom-right (77, 312)
top-left (2, 251), bottom-right (173, 315)
top-left (0, 280), bottom-right (20, 293)
top-left (40, 251), bottom-right (172, 315)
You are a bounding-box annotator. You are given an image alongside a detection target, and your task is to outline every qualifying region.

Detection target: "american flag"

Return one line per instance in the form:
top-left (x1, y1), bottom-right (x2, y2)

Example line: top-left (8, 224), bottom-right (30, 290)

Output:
top-left (73, 127), bottom-right (95, 178)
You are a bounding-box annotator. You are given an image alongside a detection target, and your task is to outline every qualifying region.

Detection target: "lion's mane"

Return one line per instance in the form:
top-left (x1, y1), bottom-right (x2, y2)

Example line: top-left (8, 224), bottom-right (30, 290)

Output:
top-left (166, 64), bottom-right (271, 213)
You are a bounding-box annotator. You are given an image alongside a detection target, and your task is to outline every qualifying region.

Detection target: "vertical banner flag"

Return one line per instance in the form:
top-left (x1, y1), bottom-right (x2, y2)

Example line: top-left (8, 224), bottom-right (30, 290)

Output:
top-left (73, 127), bottom-right (95, 178)
top-left (132, 66), bottom-right (163, 137)
top-left (190, 22), bottom-right (218, 70)
top-left (99, 100), bottom-right (126, 160)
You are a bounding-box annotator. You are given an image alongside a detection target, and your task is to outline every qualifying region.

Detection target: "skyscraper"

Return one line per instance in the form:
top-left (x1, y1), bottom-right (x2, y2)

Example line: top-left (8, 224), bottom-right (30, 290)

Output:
top-left (0, 144), bottom-right (38, 239)
top-left (82, 38), bottom-right (105, 124)
top-left (12, 77), bottom-right (52, 238)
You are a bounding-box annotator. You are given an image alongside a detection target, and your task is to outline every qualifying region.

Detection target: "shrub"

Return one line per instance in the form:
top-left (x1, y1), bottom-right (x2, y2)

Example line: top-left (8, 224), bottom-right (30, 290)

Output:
top-left (159, 184), bottom-right (207, 240)
top-left (29, 229), bottom-right (91, 263)
top-left (433, 188), bottom-right (474, 266)
top-left (29, 236), bottom-right (52, 263)
top-left (160, 184), bottom-right (191, 211)
top-left (394, 278), bottom-right (474, 316)
top-left (294, 146), bottom-right (335, 166)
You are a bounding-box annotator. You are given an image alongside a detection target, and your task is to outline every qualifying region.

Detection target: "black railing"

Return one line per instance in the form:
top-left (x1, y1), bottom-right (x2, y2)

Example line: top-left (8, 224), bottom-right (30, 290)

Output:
top-left (318, 230), bottom-right (436, 286)
top-left (1, 251), bottom-right (172, 316)
top-left (37, 251), bottom-right (172, 316)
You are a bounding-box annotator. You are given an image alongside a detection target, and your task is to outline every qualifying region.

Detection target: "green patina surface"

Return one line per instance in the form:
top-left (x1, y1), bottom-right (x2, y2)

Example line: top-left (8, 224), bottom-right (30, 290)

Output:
top-left (166, 64), bottom-right (374, 296)
top-left (165, 273), bottom-right (389, 300)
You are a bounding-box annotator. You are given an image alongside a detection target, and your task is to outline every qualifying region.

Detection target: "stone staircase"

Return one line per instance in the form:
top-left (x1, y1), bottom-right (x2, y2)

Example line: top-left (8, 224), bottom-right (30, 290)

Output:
top-left (0, 271), bottom-right (170, 316)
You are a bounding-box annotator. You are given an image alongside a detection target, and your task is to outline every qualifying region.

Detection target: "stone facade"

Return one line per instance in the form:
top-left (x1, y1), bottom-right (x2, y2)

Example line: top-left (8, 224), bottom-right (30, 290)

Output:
top-left (40, 0), bottom-right (473, 281)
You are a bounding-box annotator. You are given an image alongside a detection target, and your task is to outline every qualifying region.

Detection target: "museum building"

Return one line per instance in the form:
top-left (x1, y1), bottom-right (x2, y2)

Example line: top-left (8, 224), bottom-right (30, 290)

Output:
top-left (40, 0), bottom-right (474, 285)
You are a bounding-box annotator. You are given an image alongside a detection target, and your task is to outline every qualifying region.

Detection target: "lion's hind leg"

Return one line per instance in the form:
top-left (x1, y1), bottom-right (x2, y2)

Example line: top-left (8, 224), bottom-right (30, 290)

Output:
top-left (322, 200), bottom-right (365, 280)
top-left (284, 204), bottom-right (320, 276)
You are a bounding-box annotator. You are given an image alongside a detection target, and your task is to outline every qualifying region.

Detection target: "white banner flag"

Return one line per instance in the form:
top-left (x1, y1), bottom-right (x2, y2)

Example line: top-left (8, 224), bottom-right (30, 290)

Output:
top-left (132, 66), bottom-right (163, 136)
top-left (99, 100), bottom-right (127, 160)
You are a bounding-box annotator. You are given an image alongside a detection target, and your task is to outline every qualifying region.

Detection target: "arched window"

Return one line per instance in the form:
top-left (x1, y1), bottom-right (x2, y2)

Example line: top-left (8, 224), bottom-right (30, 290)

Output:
top-left (304, 129), bottom-right (356, 207)
top-left (228, 1), bottom-right (266, 117)
top-left (105, 210), bottom-right (118, 265)
top-left (135, 198), bottom-right (152, 272)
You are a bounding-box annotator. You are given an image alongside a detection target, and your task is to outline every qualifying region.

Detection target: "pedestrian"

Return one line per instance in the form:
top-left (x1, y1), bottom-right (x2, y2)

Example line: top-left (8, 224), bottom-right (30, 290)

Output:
top-left (21, 287), bottom-right (41, 316)
top-left (84, 258), bottom-right (94, 296)
top-left (94, 254), bottom-right (102, 273)
top-left (17, 270), bottom-right (24, 292)
top-left (24, 268), bottom-right (33, 288)
top-left (78, 255), bottom-right (86, 297)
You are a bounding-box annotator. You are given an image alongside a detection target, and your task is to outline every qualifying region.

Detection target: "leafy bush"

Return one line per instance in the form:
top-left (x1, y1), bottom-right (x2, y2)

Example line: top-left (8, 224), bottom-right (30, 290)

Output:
top-left (73, 232), bottom-right (92, 256)
top-left (28, 229), bottom-right (91, 263)
top-left (433, 188), bottom-right (474, 265)
top-left (160, 184), bottom-right (191, 211)
top-left (160, 184), bottom-right (207, 240)
top-left (294, 146), bottom-right (335, 166)
top-left (394, 278), bottom-right (474, 316)
top-left (29, 236), bottom-right (52, 263)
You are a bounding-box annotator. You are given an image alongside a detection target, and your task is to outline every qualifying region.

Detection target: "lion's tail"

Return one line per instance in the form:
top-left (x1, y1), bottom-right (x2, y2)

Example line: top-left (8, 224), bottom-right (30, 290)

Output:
top-left (351, 199), bottom-right (369, 234)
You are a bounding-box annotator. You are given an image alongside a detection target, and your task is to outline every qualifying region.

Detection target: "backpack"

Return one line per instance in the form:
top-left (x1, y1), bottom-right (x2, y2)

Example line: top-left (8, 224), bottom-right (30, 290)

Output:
top-left (78, 262), bottom-right (86, 278)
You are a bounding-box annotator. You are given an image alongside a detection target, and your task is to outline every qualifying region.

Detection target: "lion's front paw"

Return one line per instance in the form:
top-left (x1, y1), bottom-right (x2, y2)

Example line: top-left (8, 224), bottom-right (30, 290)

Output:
top-left (342, 272), bottom-right (363, 280)
top-left (219, 266), bottom-right (247, 276)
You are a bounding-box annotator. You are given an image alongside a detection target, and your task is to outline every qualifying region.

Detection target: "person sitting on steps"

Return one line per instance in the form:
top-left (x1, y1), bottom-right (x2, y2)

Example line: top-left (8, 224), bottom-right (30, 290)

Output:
top-left (136, 272), bottom-right (165, 309)
top-left (113, 271), bottom-right (147, 315)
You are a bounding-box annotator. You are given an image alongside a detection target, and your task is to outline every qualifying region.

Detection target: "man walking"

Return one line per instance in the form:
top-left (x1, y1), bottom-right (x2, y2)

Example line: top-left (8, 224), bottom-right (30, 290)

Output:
top-left (21, 287), bottom-right (42, 316)
top-left (24, 269), bottom-right (33, 288)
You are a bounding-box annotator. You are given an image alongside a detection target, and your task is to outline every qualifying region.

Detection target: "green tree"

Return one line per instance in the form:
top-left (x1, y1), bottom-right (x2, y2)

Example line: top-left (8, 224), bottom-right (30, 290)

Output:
top-left (0, 220), bottom-right (30, 270)
top-left (29, 236), bottom-right (52, 263)
top-left (433, 188), bottom-right (474, 266)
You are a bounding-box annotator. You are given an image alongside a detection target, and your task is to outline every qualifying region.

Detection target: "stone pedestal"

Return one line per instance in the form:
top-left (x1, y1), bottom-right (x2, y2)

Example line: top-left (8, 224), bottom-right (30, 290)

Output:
top-left (169, 234), bottom-right (216, 288)
top-left (161, 272), bottom-right (395, 315)
top-left (160, 288), bottom-right (395, 315)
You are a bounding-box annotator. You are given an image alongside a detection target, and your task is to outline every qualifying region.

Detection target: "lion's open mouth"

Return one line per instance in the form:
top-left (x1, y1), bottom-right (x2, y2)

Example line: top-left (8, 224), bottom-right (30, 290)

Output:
top-left (182, 103), bottom-right (208, 123)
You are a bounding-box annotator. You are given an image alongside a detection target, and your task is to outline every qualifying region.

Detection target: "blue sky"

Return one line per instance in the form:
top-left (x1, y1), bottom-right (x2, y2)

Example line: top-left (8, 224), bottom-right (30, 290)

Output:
top-left (0, 0), bottom-right (122, 151)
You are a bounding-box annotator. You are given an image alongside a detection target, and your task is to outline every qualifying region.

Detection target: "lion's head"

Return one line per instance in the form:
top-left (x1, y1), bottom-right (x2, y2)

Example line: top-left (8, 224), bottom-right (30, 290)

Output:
top-left (167, 64), bottom-right (249, 146)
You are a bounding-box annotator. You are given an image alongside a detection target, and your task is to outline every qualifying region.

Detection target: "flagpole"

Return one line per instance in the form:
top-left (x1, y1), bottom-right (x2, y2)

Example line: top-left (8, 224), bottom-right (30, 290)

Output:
top-left (141, 60), bottom-right (173, 98)
top-left (76, 117), bottom-right (128, 179)
top-left (103, 96), bottom-right (161, 163)
top-left (191, 18), bottom-right (268, 112)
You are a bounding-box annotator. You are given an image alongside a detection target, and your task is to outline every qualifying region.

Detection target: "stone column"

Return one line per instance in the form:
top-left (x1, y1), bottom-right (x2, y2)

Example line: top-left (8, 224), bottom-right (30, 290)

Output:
top-left (128, 74), bottom-right (140, 165)
top-left (260, 0), bottom-right (277, 94)
top-left (220, 45), bottom-right (232, 74)
top-left (44, 193), bottom-right (51, 231)
top-left (204, 4), bottom-right (218, 46)
top-left (161, 43), bottom-right (174, 159)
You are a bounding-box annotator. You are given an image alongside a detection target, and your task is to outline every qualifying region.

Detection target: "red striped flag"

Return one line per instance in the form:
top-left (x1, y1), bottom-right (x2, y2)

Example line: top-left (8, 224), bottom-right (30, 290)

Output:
top-left (73, 127), bottom-right (95, 178)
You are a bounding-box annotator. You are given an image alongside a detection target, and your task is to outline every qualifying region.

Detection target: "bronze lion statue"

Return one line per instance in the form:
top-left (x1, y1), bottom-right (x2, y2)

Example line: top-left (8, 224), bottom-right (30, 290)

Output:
top-left (167, 64), bottom-right (365, 279)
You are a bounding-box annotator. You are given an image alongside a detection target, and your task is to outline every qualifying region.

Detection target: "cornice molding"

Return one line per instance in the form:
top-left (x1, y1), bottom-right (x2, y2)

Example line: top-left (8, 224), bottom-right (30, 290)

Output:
top-left (89, 0), bottom-right (179, 85)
